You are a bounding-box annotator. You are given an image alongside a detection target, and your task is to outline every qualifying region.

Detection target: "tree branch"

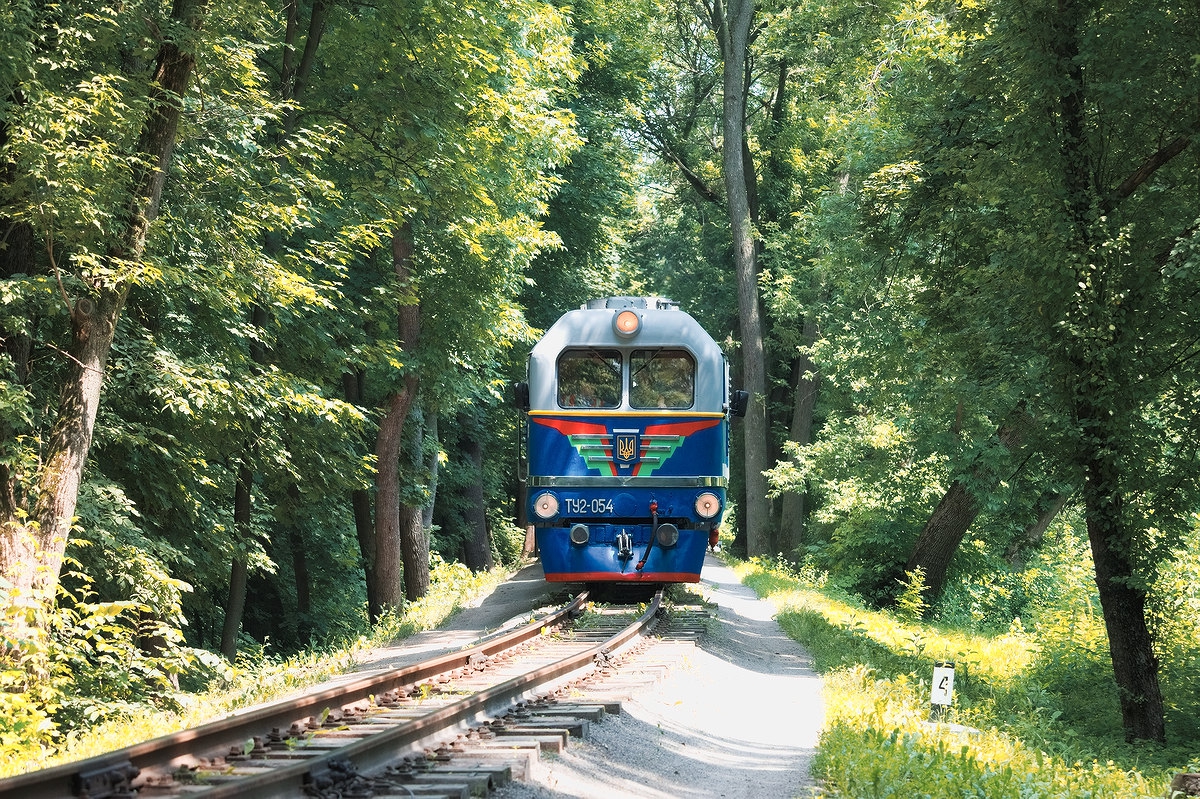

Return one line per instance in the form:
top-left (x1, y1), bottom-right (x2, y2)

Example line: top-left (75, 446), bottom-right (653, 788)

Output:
top-left (672, 154), bottom-right (724, 206)
top-left (642, 130), bottom-right (723, 205)
top-left (1106, 134), bottom-right (1192, 211)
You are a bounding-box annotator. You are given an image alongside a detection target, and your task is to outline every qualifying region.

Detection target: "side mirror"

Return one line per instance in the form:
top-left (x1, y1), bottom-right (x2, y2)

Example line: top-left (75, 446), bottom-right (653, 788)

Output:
top-left (729, 390), bottom-right (749, 418)
top-left (513, 381), bottom-right (530, 412)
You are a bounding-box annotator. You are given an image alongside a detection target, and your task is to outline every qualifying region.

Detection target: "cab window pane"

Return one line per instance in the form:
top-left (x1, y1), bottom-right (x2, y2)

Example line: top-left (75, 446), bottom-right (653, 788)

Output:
top-left (557, 349), bottom-right (621, 408)
top-left (630, 349), bottom-right (694, 409)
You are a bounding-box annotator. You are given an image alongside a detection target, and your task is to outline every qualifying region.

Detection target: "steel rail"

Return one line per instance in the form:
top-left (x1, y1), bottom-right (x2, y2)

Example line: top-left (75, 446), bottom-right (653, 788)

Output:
top-left (0, 590), bottom-right (595, 799)
top-left (202, 588), bottom-right (663, 798)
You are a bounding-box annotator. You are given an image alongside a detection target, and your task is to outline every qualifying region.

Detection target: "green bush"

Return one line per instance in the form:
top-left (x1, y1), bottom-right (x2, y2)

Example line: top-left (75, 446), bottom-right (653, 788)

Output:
top-left (489, 511), bottom-right (528, 567)
top-left (895, 567), bottom-right (929, 620)
top-left (0, 570), bottom-right (205, 770)
top-left (1147, 522), bottom-right (1200, 740)
top-left (0, 590), bottom-right (61, 772)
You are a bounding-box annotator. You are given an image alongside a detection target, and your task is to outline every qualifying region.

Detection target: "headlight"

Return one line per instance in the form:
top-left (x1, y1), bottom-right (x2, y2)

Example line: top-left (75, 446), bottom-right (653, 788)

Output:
top-left (533, 492), bottom-right (559, 519)
top-left (613, 309), bottom-right (641, 338)
top-left (694, 492), bottom-right (720, 519)
top-left (656, 523), bottom-right (680, 547)
top-left (569, 523), bottom-right (590, 545)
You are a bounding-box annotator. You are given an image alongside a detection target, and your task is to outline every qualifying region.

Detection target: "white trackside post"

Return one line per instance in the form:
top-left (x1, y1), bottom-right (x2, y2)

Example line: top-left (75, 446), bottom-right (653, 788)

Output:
top-left (930, 660), bottom-right (955, 721)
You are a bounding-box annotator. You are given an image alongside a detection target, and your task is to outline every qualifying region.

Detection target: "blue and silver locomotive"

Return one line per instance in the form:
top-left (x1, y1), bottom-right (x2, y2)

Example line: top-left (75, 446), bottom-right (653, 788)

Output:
top-left (515, 297), bottom-right (746, 585)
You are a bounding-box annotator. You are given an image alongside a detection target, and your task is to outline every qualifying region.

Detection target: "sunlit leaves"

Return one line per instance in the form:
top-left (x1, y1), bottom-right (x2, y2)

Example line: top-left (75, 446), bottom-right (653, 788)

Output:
top-left (315, 0), bottom-right (584, 412)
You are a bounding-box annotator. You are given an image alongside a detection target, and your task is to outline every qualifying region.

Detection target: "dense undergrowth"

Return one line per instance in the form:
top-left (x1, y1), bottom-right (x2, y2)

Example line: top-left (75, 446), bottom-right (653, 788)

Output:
top-left (731, 556), bottom-right (1200, 798)
top-left (0, 557), bottom-right (511, 777)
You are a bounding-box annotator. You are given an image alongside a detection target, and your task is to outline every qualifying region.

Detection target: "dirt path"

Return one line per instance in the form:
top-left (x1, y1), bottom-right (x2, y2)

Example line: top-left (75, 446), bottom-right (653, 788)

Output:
top-left (490, 553), bottom-right (825, 799)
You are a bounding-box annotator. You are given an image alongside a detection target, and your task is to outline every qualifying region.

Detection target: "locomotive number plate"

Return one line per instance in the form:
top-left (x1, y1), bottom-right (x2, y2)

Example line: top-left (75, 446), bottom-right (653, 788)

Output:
top-left (564, 498), bottom-right (614, 515)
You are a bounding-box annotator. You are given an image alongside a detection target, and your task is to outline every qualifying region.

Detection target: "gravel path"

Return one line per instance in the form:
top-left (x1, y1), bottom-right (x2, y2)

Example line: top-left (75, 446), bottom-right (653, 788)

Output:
top-left (491, 553), bottom-right (825, 799)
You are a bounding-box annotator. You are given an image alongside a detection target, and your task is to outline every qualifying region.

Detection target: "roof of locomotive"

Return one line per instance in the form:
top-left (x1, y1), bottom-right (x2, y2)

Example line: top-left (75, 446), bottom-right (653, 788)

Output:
top-left (527, 296), bottom-right (727, 412)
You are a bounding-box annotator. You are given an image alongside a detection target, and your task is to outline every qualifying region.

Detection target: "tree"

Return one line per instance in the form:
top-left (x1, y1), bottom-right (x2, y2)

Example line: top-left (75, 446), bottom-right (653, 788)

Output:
top-left (832, 0), bottom-right (1200, 741)
top-left (904, 407), bottom-right (1030, 604)
top-left (711, 0), bottom-right (772, 556)
top-left (0, 0), bottom-right (210, 621)
top-left (633, 0), bottom-right (777, 555)
top-left (522, 0), bottom-right (652, 326)
top-left (316, 0), bottom-right (580, 609)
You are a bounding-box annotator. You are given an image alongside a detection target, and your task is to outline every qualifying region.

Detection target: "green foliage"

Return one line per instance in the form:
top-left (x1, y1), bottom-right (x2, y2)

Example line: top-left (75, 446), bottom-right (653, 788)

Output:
top-left (523, 0), bottom-right (653, 327)
top-left (3, 0), bottom-right (1196, 772)
top-left (0, 590), bottom-right (60, 771)
top-left (3, 559), bottom-right (514, 774)
top-left (1140, 518), bottom-right (1200, 740)
top-left (817, 722), bottom-right (1162, 799)
top-left (488, 515), bottom-right (528, 568)
top-left (895, 568), bottom-right (928, 621)
top-left (47, 578), bottom-right (185, 731)
top-left (369, 556), bottom-right (510, 643)
top-left (769, 409), bottom-right (947, 601)
top-left (0, 558), bottom-right (222, 770)
top-left (748, 0), bottom-right (1200, 743)
top-left (734, 558), bottom-right (1185, 798)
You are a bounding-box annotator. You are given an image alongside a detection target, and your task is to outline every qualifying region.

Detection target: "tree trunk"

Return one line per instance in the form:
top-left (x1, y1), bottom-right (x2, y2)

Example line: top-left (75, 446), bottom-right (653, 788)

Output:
top-left (351, 487), bottom-right (379, 619)
top-left (778, 315), bottom-right (819, 557)
top-left (342, 369), bottom-right (381, 620)
top-left (375, 388), bottom-right (414, 612)
top-left (290, 529), bottom-right (311, 642)
top-left (399, 503), bottom-right (429, 601)
top-left (280, 0), bottom-right (329, 117)
top-left (461, 422), bottom-right (494, 572)
top-left (714, 0), bottom-right (771, 557)
top-left (904, 478), bottom-right (979, 603)
top-left (1051, 0), bottom-right (1165, 742)
top-left (373, 222), bottom-right (421, 612)
top-left (904, 408), bottom-right (1027, 603)
top-left (219, 557), bottom-right (247, 660)
top-left (221, 464), bottom-right (253, 660)
top-left (15, 288), bottom-right (119, 596)
top-left (1005, 491), bottom-right (1070, 568)
top-left (226, 300), bottom-right (271, 654)
top-left (286, 485), bottom-right (312, 643)
top-left (1079, 399), bottom-right (1164, 742)
top-left (421, 409), bottom-right (440, 532)
top-left (397, 402), bottom-right (432, 602)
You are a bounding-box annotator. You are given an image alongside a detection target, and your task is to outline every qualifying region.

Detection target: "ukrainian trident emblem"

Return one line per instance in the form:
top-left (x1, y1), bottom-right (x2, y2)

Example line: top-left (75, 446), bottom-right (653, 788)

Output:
top-left (613, 429), bottom-right (640, 467)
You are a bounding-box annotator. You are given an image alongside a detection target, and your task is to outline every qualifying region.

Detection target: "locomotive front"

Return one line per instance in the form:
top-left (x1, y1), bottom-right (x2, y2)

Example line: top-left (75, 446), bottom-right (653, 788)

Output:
top-left (517, 297), bottom-right (743, 584)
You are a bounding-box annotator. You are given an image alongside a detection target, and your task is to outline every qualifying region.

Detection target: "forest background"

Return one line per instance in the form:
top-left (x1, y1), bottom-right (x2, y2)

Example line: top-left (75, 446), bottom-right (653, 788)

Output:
top-left (2, 0), bottom-right (1199, 784)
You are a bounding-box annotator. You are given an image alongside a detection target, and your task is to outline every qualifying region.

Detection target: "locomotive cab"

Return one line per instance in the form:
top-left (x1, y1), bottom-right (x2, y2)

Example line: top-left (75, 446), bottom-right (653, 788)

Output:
top-left (519, 297), bottom-right (736, 585)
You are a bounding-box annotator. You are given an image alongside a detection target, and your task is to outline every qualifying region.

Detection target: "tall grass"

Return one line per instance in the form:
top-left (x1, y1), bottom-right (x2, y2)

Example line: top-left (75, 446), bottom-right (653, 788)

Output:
top-left (732, 558), bottom-right (1200, 798)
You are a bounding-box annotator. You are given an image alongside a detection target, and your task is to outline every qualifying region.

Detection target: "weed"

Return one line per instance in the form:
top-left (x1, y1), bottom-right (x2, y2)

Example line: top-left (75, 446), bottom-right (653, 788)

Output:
top-left (895, 567), bottom-right (929, 620)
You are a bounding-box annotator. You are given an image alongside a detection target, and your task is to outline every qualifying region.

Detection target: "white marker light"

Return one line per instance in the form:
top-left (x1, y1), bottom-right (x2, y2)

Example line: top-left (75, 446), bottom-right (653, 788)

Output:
top-left (533, 492), bottom-right (559, 519)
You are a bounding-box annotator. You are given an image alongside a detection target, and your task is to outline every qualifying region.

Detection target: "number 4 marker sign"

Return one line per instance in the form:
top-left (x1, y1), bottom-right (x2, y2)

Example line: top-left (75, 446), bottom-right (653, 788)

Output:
top-left (931, 660), bottom-right (955, 706)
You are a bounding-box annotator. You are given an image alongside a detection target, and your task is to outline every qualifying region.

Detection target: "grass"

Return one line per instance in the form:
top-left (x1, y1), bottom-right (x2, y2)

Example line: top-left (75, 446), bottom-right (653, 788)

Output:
top-left (1, 558), bottom-right (516, 777)
top-left (728, 558), bottom-right (1196, 799)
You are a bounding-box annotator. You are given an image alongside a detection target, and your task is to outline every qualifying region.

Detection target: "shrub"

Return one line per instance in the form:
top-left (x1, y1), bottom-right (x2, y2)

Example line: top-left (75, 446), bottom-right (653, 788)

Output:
top-left (895, 568), bottom-right (929, 620)
top-left (0, 588), bottom-right (61, 772)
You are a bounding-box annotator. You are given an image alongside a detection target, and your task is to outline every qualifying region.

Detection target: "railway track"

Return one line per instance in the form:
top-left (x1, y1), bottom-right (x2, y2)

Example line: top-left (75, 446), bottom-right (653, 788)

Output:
top-left (0, 587), bottom-right (709, 799)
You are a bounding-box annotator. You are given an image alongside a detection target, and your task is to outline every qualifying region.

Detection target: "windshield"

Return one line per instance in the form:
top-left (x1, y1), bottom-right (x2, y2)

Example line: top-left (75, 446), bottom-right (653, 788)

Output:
top-left (557, 349), bottom-right (621, 408)
top-left (630, 349), bottom-right (695, 409)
